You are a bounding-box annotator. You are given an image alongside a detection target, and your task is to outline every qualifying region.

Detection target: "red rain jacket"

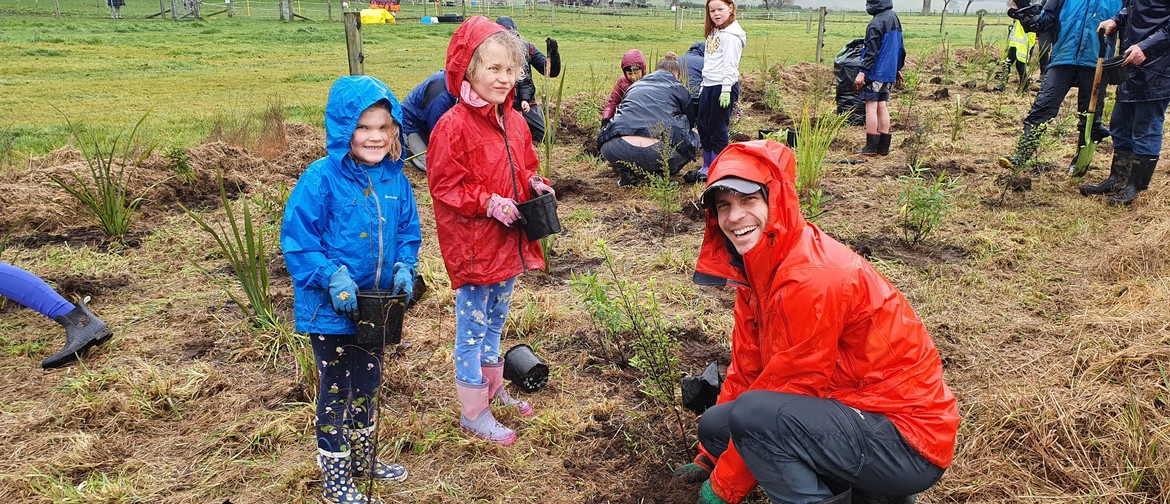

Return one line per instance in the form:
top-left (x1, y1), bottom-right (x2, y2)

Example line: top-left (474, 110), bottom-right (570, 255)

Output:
top-left (693, 141), bottom-right (959, 503)
top-left (427, 16), bottom-right (546, 289)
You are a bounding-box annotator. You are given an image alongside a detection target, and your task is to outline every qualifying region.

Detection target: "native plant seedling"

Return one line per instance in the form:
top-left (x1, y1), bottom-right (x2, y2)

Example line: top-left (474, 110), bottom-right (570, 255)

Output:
top-left (897, 163), bottom-right (961, 246)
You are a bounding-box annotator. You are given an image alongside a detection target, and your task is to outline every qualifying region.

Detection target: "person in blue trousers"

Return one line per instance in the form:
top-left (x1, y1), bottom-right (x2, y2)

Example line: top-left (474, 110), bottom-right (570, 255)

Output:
top-left (0, 261), bottom-right (112, 369)
top-left (281, 75), bottom-right (422, 504)
top-left (1081, 0), bottom-right (1170, 206)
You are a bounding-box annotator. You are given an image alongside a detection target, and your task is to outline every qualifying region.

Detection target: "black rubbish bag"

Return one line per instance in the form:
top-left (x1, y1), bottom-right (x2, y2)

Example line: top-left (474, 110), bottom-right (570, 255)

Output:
top-left (834, 38), bottom-right (867, 127)
top-left (680, 361), bottom-right (723, 414)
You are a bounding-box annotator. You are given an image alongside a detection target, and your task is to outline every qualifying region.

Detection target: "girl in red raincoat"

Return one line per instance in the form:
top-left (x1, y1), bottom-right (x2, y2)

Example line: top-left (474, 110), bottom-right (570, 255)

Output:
top-left (675, 140), bottom-right (959, 504)
top-left (426, 16), bottom-right (554, 446)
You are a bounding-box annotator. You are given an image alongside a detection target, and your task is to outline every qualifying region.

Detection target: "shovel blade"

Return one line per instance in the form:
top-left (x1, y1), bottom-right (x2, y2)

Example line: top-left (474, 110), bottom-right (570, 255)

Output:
top-left (1071, 112), bottom-right (1096, 178)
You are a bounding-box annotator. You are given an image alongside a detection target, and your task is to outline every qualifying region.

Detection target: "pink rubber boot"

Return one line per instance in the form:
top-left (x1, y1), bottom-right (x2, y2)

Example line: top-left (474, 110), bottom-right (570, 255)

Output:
top-left (482, 361), bottom-right (534, 416)
top-left (456, 381), bottom-right (517, 446)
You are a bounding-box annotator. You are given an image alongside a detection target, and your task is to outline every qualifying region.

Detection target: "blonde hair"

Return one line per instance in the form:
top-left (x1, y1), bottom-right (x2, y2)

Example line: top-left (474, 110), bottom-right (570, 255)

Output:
top-left (704, 0), bottom-right (737, 37)
top-left (466, 31), bottom-right (529, 85)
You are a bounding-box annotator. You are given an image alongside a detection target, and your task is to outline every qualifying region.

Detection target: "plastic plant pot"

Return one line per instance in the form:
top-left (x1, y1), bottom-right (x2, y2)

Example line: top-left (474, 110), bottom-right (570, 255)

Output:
top-left (1102, 55), bottom-right (1127, 86)
top-left (515, 192), bottom-right (562, 241)
top-left (354, 290), bottom-right (407, 346)
top-left (502, 344), bottom-right (549, 392)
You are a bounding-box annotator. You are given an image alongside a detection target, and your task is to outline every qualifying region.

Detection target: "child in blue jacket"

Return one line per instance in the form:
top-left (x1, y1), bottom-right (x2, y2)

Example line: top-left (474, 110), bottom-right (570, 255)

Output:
top-left (854, 0), bottom-right (905, 156)
top-left (281, 75), bottom-right (422, 504)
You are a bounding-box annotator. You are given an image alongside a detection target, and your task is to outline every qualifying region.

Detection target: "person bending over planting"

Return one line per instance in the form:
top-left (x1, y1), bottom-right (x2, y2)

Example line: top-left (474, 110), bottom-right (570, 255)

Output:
top-left (401, 70), bottom-right (457, 172)
top-left (427, 16), bottom-right (554, 446)
top-left (674, 140), bottom-right (959, 504)
top-left (281, 75), bottom-right (421, 504)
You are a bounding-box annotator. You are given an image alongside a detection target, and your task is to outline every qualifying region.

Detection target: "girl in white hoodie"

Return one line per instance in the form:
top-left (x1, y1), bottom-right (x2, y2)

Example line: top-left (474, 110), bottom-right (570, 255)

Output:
top-left (685, 0), bottom-right (746, 184)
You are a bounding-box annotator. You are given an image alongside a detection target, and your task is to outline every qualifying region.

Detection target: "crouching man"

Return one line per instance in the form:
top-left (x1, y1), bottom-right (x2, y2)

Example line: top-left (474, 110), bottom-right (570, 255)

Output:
top-left (675, 140), bottom-right (959, 504)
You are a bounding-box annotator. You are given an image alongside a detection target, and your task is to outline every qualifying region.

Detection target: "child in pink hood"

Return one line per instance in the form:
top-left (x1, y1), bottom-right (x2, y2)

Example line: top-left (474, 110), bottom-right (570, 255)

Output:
top-left (600, 49), bottom-right (647, 125)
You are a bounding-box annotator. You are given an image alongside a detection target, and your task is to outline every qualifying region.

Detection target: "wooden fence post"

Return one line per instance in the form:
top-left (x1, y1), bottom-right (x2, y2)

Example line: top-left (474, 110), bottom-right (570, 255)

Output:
top-left (806, 9), bottom-right (811, 34)
top-left (279, 0), bottom-right (290, 20)
top-left (815, 6), bottom-right (826, 64)
top-left (327, 0), bottom-right (332, 21)
top-left (975, 9), bottom-right (986, 47)
top-left (170, 0), bottom-right (178, 19)
top-left (344, 11), bottom-right (365, 76)
top-left (53, 0), bottom-right (60, 18)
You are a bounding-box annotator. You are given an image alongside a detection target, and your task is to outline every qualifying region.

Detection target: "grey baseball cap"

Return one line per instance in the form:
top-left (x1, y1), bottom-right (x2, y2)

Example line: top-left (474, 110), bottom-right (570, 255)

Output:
top-left (700, 176), bottom-right (765, 208)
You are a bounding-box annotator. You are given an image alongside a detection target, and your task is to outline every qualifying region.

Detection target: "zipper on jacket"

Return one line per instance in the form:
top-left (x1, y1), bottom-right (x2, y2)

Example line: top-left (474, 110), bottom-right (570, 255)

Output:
top-left (498, 107), bottom-right (529, 272)
top-left (364, 170), bottom-right (386, 288)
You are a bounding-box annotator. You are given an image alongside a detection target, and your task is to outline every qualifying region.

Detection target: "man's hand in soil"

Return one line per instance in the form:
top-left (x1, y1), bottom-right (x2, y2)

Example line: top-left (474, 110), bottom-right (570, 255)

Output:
top-left (671, 462), bottom-right (711, 483)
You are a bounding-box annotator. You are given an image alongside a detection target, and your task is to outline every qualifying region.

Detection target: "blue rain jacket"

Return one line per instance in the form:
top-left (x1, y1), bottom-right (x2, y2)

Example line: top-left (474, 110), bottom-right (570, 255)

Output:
top-left (1032, 0), bottom-right (1121, 68)
top-left (860, 0), bottom-right (905, 83)
top-left (400, 70), bottom-right (456, 140)
top-left (281, 76), bottom-right (423, 335)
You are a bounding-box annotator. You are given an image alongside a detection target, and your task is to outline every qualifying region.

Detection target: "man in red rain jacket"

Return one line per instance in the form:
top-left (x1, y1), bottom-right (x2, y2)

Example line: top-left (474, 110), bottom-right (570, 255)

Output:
top-left (676, 140), bottom-right (959, 504)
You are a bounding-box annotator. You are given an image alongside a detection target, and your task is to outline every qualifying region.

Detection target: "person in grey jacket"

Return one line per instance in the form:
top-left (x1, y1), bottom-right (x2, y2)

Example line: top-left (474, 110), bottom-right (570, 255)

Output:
top-left (1081, 0), bottom-right (1170, 205)
top-left (597, 54), bottom-right (700, 187)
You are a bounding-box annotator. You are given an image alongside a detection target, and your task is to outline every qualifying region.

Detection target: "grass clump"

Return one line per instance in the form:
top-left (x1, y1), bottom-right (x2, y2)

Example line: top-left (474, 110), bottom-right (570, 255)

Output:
top-left (46, 111), bottom-right (156, 240)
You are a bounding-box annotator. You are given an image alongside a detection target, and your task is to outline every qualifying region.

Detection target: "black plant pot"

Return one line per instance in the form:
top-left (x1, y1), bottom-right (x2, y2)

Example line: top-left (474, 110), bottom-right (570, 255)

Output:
top-left (354, 290), bottom-right (407, 346)
top-left (516, 192), bottom-right (561, 242)
top-left (1102, 55), bottom-right (1127, 86)
top-left (503, 344), bottom-right (549, 392)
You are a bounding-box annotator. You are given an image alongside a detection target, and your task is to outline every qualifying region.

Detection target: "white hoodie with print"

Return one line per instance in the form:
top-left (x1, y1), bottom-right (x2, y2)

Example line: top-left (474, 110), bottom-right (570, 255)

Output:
top-left (701, 20), bottom-right (747, 92)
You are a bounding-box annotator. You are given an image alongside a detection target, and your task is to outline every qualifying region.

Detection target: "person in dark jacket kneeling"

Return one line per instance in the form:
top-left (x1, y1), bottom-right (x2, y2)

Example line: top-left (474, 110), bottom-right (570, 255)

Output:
top-left (597, 53), bottom-right (700, 187)
top-left (674, 140), bottom-right (959, 504)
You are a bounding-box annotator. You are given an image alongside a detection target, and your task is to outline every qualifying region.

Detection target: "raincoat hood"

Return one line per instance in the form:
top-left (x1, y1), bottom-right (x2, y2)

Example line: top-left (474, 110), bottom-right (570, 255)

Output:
top-left (324, 75), bottom-right (406, 170)
top-left (445, 16), bottom-right (509, 98)
top-left (866, 0), bottom-right (893, 15)
top-left (695, 140), bottom-right (804, 288)
top-left (621, 49), bottom-right (647, 70)
top-left (495, 15), bottom-right (518, 32)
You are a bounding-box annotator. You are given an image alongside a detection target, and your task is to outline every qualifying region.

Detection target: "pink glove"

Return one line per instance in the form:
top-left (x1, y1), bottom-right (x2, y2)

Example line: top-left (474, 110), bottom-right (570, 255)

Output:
top-left (486, 193), bottom-right (520, 226)
top-left (530, 176), bottom-right (555, 198)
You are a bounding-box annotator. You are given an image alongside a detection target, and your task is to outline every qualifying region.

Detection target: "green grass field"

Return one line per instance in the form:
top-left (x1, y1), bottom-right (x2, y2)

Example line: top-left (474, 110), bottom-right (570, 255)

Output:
top-left (0, 0), bottom-right (1008, 157)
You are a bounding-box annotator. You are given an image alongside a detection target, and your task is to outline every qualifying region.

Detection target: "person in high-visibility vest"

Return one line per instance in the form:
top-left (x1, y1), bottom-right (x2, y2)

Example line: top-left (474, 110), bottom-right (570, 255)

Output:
top-left (994, 20), bottom-right (1037, 91)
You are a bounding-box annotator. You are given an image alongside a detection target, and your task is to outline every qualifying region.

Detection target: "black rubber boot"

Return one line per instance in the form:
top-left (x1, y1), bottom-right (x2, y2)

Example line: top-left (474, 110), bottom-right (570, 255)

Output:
top-left (1080, 150), bottom-right (1132, 196)
top-left (998, 123), bottom-right (1046, 170)
top-left (1108, 156), bottom-right (1158, 206)
top-left (877, 133), bottom-right (892, 156)
top-left (856, 134), bottom-right (880, 156)
top-left (42, 297), bottom-right (113, 368)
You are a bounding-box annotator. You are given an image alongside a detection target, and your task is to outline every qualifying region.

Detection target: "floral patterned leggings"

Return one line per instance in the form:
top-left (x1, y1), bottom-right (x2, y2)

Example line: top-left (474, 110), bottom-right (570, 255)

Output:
top-left (309, 333), bottom-right (383, 455)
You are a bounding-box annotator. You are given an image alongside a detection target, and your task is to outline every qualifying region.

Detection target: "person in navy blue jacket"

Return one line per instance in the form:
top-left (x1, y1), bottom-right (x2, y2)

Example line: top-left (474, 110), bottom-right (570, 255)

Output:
top-left (853, 0), bottom-right (905, 157)
top-left (679, 41), bottom-right (706, 120)
top-left (401, 70), bottom-right (456, 173)
top-left (281, 75), bottom-right (422, 504)
top-left (1000, 0), bottom-right (1121, 173)
top-left (1082, 0), bottom-right (1170, 205)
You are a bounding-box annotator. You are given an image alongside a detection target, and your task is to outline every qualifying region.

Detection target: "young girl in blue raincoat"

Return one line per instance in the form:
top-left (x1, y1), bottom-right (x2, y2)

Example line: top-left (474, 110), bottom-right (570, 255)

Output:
top-left (281, 75), bottom-right (422, 504)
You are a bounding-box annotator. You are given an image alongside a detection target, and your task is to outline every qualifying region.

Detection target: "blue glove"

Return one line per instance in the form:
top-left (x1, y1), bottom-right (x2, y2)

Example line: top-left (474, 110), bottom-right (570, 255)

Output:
top-left (697, 480), bottom-right (729, 504)
top-left (718, 91), bottom-right (731, 108)
top-left (391, 262), bottom-right (414, 299)
top-left (328, 266), bottom-right (358, 317)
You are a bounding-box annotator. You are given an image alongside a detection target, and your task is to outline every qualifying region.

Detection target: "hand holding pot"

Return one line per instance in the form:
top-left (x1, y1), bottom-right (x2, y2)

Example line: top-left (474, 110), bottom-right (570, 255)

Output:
top-left (391, 262), bottom-right (413, 299)
top-left (486, 193), bottom-right (520, 227)
top-left (328, 266), bottom-right (358, 317)
top-left (529, 176), bottom-right (555, 198)
top-left (1122, 44), bottom-right (1147, 66)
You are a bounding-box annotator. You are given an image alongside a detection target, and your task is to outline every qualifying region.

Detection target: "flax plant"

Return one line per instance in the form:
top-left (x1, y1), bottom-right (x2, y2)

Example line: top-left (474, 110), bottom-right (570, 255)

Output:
top-left (793, 103), bottom-right (848, 222)
top-left (181, 170), bottom-right (278, 328)
top-left (46, 111), bottom-right (156, 240)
